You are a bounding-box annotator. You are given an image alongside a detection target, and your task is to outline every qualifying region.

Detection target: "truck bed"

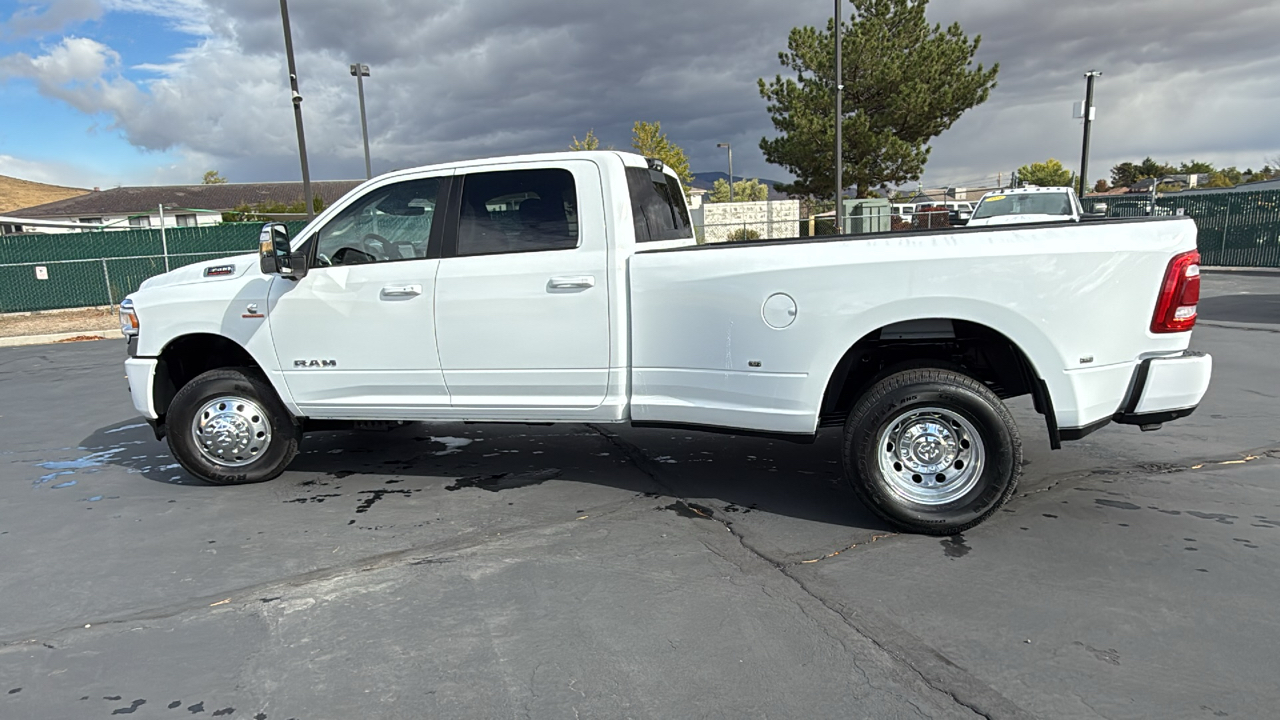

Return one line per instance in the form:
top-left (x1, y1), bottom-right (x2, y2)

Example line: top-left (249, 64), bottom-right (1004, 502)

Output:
top-left (626, 216), bottom-right (1198, 435)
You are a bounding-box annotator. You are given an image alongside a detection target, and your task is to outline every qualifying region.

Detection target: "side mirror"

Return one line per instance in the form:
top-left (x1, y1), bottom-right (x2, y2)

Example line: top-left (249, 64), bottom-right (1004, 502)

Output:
top-left (259, 223), bottom-right (308, 279)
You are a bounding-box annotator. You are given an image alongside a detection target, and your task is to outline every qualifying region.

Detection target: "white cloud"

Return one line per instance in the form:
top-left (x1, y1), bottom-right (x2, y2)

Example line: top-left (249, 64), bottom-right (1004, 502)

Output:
top-left (2, 0), bottom-right (102, 38)
top-left (0, 153), bottom-right (82, 186)
top-left (0, 153), bottom-right (111, 188)
top-left (100, 0), bottom-right (209, 35)
top-left (0, 35), bottom-right (147, 123)
top-left (23, 35), bottom-right (116, 83)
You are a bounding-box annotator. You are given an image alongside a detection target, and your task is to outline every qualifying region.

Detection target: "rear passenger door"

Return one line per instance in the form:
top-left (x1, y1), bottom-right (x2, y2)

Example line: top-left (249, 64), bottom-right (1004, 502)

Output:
top-left (433, 160), bottom-right (611, 410)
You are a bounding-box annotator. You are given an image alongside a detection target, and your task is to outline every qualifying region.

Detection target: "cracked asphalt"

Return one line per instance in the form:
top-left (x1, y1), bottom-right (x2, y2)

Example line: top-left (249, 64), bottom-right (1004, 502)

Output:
top-left (1, 271), bottom-right (1277, 719)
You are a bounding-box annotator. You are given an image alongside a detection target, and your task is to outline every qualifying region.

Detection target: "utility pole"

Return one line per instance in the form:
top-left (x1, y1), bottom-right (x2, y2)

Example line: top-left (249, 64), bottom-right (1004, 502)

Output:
top-left (833, 0), bottom-right (843, 232)
top-left (279, 0), bottom-right (315, 220)
top-left (350, 63), bottom-right (372, 180)
top-left (716, 143), bottom-right (733, 202)
top-left (1078, 70), bottom-right (1101, 198)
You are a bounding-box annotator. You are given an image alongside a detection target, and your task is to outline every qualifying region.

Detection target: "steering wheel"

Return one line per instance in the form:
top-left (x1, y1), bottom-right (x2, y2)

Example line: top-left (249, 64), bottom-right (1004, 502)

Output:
top-left (360, 233), bottom-right (390, 261)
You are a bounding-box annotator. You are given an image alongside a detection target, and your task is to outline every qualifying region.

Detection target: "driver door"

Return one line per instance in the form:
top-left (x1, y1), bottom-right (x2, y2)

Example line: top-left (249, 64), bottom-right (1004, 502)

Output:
top-left (267, 171), bottom-right (453, 418)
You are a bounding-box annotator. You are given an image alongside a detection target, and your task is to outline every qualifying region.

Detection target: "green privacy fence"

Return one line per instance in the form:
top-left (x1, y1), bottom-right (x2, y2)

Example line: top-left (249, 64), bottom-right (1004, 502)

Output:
top-left (0, 221), bottom-right (308, 313)
top-left (1154, 190), bottom-right (1280, 268)
top-left (4, 189), bottom-right (1279, 314)
top-left (1091, 188), bottom-right (1280, 267)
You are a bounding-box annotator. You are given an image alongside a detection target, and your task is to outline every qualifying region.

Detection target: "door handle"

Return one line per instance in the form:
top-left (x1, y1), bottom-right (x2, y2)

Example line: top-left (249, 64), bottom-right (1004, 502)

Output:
top-left (381, 284), bottom-right (423, 297)
top-left (548, 276), bottom-right (595, 289)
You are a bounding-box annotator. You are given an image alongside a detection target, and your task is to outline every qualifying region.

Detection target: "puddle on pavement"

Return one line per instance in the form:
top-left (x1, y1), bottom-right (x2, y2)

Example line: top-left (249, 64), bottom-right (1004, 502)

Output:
top-left (33, 448), bottom-right (125, 487)
top-left (418, 436), bottom-right (476, 456)
top-left (445, 468), bottom-right (561, 492)
top-left (1094, 499), bottom-right (1141, 510)
top-left (356, 487), bottom-right (420, 513)
top-left (662, 500), bottom-right (716, 520)
top-left (941, 534), bottom-right (971, 558)
top-left (1186, 511), bottom-right (1238, 525)
top-left (31, 420), bottom-right (180, 488)
top-left (104, 423), bottom-right (149, 435)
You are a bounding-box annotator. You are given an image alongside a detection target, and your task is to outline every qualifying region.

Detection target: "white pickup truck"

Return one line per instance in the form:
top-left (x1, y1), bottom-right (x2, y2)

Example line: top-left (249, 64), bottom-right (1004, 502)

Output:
top-left (121, 151), bottom-right (1211, 534)
top-left (966, 185), bottom-right (1085, 227)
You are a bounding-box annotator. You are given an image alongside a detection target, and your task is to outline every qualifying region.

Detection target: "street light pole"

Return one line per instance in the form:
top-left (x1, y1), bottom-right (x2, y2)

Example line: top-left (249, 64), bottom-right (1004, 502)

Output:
top-left (279, 0), bottom-right (315, 220)
top-left (834, 0), bottom-right (844, 233)
top-left (350, 63), bottom-right (372, 180)
top-left (716, 143), bottom-right (733, 202)
top-left (1078, 70), bottom-right (1101, 198)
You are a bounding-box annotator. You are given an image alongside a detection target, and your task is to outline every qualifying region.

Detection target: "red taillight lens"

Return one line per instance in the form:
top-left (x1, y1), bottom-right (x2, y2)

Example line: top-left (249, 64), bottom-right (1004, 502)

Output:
top-left (1151, 249), bottom-right (1200, 333)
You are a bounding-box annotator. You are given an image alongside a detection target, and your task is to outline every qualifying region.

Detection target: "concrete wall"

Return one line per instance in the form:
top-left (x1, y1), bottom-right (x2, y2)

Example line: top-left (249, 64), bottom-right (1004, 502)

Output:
top-left (693, 200), bottom-right (801, 243)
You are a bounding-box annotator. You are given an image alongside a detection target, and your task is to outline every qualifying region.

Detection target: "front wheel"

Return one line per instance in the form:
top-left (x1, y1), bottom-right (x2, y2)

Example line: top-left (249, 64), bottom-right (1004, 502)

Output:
top-left (843, 367), bottom-right (1022, 535)
top-left (167, 368), bottom-right (301, 485)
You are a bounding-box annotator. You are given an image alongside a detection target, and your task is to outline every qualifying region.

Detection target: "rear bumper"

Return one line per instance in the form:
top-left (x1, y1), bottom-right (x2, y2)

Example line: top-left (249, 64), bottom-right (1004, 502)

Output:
top-left (1113, 350), bottom-right (1212, 426)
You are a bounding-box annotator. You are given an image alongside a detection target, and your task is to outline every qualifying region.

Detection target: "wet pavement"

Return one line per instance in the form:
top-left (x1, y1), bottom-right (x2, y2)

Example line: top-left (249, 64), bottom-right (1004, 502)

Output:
top-left (1, 271), bottom-right (1277, 718)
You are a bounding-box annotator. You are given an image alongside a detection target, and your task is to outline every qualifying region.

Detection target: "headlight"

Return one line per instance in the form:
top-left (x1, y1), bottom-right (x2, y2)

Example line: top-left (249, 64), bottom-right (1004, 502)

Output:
top-left (119, 298), bottom-right (139, 337)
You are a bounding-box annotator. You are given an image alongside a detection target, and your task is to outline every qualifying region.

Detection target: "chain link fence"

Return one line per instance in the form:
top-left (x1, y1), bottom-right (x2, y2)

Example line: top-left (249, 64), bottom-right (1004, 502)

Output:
top-left (6, 189), bottom-right (1276, 314)
top-left (0, 222), bottom-right (307, 313)
top-left (1155, 189), bottom-right (1280, 267)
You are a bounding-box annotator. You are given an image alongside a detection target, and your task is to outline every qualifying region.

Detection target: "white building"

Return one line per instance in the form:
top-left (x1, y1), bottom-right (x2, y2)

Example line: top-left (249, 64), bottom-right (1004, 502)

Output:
top-left (3, 180), bottom-right (363, 235)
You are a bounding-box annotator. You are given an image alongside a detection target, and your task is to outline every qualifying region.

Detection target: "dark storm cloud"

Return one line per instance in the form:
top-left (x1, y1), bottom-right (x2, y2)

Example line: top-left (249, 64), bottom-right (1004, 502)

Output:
top-left (923, 0), bottom-right (1280, 186)
top-left (6, 0), bottom-right (1279, 186)
top-left (194, 0), bottom-right (838, 181)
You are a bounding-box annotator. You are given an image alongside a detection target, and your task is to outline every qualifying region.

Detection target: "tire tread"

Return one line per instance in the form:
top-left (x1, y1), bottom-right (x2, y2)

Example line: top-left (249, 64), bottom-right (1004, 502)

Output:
top-left (843, 367), bottom-right (1022, 535)
top-left (167, 367), bottom-right (299, 485)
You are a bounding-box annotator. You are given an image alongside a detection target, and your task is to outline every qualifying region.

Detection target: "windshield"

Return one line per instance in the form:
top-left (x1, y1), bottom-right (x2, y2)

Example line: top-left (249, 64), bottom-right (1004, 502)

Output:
top-left (972, 192), bottom-right (1074, 220)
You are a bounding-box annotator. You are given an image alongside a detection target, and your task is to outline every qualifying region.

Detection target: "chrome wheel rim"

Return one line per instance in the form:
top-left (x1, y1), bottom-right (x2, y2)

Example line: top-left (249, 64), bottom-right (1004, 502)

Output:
top-left (876, 407), bottom-right (984, 506)
top-left (191, 396), bottom-right (272, 467)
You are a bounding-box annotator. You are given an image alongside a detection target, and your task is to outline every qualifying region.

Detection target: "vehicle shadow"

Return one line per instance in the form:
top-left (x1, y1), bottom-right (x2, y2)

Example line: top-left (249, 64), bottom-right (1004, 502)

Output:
top-left (78, 419), bottom-right (890, 533)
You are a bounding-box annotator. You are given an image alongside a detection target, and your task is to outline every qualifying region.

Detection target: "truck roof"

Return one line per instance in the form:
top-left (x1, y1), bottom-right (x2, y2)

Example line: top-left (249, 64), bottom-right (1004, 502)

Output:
top-left (381, 150), bottom-right (657, 180)
top-left (981, 186), bottom-right (1074, 198)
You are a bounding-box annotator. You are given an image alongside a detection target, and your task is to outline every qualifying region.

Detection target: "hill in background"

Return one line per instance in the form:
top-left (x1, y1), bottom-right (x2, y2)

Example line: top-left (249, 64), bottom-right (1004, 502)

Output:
top-left (689, 172), bottom-right (790, 200)
top-left (0, 175), bottom-right (89, 214)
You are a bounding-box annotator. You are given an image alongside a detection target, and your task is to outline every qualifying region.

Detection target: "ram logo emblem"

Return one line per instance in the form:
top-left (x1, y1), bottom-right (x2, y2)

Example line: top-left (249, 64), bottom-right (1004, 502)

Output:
top-left (294, 360), bottom-right (338, 368)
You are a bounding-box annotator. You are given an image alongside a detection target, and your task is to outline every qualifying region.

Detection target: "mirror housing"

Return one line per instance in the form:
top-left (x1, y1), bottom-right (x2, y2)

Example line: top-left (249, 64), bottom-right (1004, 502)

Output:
top-left (259, 223), bottom-right (308, 279)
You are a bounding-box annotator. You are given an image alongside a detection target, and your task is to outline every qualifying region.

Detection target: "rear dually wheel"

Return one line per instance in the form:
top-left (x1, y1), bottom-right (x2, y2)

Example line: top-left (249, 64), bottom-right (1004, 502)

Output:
top-left (843, 367), bottom-right (1022, 535)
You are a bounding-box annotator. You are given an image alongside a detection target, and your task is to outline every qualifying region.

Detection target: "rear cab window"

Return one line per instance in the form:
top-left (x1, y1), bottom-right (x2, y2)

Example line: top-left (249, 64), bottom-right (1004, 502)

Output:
top-left (626, 164), bottom-right (693, 243)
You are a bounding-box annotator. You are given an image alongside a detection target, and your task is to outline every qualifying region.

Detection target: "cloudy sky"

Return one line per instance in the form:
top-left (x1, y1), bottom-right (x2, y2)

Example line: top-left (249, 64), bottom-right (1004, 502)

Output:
top-left (1, 0), bottom-right (1278, 192)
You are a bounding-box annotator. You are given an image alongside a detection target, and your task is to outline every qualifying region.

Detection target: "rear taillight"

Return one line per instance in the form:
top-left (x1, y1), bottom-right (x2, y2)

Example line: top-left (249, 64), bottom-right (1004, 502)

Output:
top-left (1151, 249), bottom-right (1200, 333)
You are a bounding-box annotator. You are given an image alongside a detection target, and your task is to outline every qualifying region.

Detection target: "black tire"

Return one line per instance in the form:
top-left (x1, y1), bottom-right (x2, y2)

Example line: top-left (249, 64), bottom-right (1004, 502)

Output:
top-left (843, 367), bottom-right (1021, 535)
top-left (166, 368), bottom-right (300, 485)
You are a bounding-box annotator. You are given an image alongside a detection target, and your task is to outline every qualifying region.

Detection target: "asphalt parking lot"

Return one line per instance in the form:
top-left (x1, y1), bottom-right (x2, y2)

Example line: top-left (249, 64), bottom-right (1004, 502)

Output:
top-left (1, 271), bottom-right (1277, 719)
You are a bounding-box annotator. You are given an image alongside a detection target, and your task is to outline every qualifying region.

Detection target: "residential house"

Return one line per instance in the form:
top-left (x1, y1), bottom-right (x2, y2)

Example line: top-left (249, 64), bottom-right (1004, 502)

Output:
top-left (4, 180), bottom-right (364, 234)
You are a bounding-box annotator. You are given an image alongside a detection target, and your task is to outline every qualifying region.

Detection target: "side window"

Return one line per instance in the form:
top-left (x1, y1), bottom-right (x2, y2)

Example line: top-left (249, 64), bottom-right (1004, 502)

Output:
top-left (314, 177), bottom-right (441, 267)
top-left (626, 166), bottom-right (692, 242)
top-left (456, 169), bottom-right (579, 256)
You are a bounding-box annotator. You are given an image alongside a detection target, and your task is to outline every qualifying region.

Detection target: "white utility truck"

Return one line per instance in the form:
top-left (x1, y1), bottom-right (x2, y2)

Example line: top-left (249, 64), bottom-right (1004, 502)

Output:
top-left (121, 152), bottom-right (1211, 534)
